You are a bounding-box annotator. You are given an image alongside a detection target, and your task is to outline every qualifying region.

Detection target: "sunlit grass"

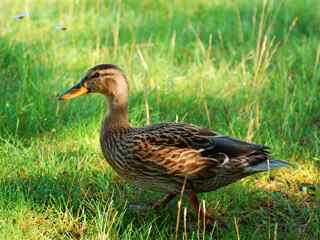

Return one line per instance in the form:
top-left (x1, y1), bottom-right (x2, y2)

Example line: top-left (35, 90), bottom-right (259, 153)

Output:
top-left (0, 0), bottom-right (319, 239)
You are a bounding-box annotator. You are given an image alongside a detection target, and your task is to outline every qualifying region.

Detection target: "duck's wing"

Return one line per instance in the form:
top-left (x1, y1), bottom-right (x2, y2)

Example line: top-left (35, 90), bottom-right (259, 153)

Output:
top-left (131, 123), bottom-right (272, 178)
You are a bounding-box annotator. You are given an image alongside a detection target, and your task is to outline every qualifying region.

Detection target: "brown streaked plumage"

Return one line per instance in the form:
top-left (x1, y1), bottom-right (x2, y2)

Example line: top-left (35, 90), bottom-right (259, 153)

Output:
top-left (59, 64), bottom-right (288, 225)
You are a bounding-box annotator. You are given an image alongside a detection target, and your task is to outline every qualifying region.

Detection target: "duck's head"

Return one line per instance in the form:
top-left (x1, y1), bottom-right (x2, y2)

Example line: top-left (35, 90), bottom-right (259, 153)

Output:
top-left (59, 64), bottom-right (128, 107)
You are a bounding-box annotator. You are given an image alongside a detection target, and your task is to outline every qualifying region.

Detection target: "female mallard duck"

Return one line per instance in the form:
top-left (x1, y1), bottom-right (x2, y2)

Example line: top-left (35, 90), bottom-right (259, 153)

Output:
top-left (59, 64), bottom-right (288, 223)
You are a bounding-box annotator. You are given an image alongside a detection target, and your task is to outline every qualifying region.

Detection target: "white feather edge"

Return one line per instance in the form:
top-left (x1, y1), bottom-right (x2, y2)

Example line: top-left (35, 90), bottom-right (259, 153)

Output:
top-left (244, 159), bottom-right (290, 173)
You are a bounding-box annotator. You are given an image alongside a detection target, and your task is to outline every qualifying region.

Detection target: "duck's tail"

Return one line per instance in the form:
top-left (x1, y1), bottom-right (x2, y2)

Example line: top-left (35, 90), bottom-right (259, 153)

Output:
top-left (244, 159), bottom-right (290, 173)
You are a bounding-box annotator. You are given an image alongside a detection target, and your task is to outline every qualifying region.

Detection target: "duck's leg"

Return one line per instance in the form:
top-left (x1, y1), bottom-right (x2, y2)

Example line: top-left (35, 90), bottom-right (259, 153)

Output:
top-left (129, 193), bottom-right (176, 213)
top-left (189, 192), bottom-right (227, 229)
top-left (188, 192), bottom-right (214, 224)
top-left (152, 192), bottom-right (176, 210)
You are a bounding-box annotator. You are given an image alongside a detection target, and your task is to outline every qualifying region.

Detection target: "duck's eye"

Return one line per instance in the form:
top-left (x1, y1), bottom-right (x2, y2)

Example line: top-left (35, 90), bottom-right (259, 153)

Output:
top-left (92, 72), bottom-right (100, 78)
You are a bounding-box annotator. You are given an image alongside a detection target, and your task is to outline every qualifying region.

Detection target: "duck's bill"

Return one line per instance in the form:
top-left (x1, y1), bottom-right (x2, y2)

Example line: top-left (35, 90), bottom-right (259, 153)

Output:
top-left (58, 82), bottom-right (89, 100)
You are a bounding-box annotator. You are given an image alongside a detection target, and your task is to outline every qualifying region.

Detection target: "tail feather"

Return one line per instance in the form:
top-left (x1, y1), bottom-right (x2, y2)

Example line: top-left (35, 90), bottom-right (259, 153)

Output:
top-left (244, 159), bottom-right (290, 173)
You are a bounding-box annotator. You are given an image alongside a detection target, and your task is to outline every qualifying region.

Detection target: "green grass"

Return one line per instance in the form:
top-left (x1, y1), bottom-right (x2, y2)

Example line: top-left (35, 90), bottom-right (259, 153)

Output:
top-left (0, 0), bottom-right (319, 239)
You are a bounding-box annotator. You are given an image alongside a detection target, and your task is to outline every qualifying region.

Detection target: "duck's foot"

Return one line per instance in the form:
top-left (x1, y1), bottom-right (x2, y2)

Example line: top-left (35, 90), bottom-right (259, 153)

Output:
top-left (128, 192), bottom-right (176, 215)
top-left (189, 192), bottom-right (227, 230)
top-left (152, 192), bottom-right (176, 210)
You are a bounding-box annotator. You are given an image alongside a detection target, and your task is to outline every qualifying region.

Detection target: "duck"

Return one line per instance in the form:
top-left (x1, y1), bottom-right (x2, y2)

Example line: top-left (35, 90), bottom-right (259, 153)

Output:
top-left (58, 64), bottom-right (288, 224)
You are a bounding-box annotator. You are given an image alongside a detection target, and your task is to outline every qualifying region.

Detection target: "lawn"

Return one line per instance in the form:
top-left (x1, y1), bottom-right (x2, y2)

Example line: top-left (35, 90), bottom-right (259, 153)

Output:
top-left (0, 0), bottom-right (319, 239)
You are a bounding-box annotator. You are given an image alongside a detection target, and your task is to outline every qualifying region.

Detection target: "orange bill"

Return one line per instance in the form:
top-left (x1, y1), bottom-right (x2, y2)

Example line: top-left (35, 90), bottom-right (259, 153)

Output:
top-left (58, 82), bottom-right (88, 100)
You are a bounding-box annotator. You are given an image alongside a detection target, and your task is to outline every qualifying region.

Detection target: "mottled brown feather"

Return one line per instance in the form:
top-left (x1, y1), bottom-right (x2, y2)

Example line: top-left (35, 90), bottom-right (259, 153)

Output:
top-left (100, 121), bottom-right (271, 193)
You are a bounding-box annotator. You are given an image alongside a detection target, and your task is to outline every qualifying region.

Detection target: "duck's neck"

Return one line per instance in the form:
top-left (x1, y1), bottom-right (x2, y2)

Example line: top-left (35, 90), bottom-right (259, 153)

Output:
top-left (104, 96), bottom-right (130, 131)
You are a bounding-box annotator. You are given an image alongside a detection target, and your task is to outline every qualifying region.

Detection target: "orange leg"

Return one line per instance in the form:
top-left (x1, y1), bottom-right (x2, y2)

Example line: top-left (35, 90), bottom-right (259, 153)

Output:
top-left (189, 192), bottom-right (214, 224)
top-left (189, 192), bottom-right (227, 229)
top-left (152, 193), bottom-right (176, 210)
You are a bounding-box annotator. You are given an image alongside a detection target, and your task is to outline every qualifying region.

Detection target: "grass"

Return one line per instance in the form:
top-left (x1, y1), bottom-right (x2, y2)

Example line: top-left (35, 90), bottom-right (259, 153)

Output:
top-left (0, 0), bottom-right (319, 239)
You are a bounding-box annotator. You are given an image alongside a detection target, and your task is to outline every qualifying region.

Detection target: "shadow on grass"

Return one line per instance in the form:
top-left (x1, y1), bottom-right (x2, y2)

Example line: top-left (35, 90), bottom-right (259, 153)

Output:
top-left (0, 169), bottom-right (318, 238)
top-left (0, 171), bottom-right (176, 235)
